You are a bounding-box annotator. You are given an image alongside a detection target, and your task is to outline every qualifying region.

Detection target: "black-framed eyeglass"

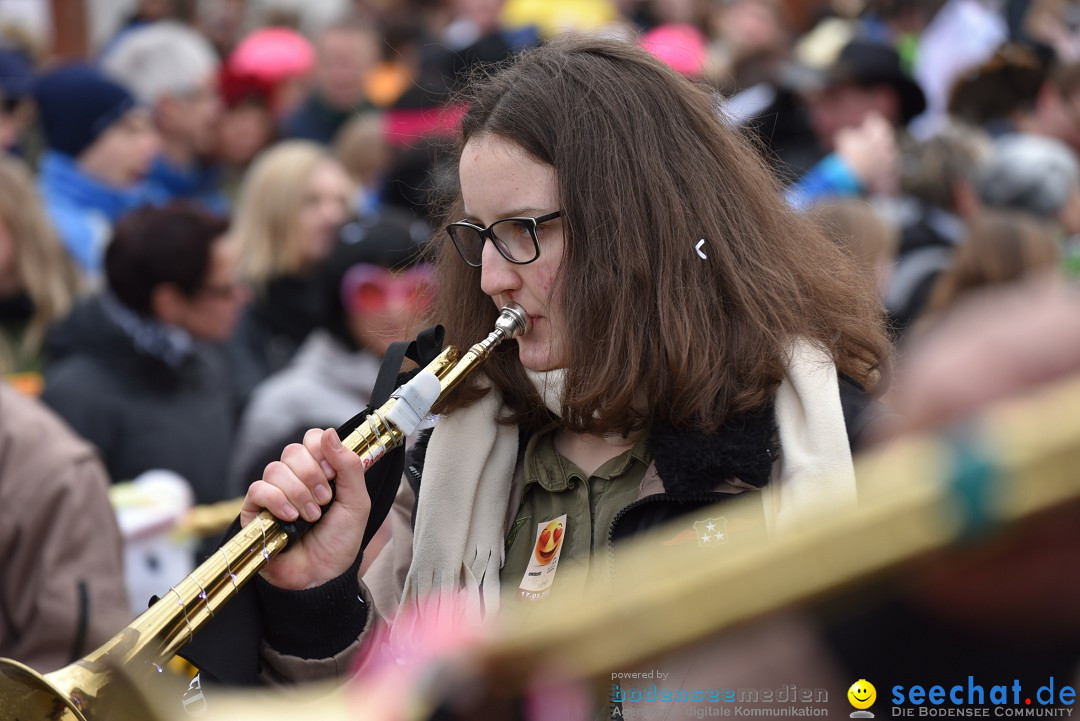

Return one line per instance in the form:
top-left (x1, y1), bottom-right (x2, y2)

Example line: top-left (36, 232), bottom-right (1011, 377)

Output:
top-left (446, 211), bottom-right (562, 268)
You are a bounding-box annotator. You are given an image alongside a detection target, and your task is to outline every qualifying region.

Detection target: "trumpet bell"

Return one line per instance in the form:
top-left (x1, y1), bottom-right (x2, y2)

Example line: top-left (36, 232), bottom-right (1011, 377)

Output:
top-left (0, 658), bottom-right (84, 720)
top-left (0, 654), bottom-right (163, 721)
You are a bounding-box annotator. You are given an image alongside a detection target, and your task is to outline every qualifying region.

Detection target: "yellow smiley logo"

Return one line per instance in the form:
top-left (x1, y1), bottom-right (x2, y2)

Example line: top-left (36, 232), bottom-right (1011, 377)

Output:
top-left (534, 520), bottom-right (564, 565)
top-left (848, 679), bottom-right (876, 710)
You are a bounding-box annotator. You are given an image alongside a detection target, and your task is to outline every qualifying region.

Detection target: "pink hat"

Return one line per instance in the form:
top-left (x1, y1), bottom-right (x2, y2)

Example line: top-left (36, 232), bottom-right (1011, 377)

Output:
top-left (641, 24), bottom-right (707, 77)
top-left (228, 27), bottom-right (315, 83)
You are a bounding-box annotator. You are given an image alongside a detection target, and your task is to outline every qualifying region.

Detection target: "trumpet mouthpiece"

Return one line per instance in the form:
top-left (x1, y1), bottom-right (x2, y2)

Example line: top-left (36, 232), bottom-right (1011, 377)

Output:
top-left (497, 303), bottom-right (530, 339)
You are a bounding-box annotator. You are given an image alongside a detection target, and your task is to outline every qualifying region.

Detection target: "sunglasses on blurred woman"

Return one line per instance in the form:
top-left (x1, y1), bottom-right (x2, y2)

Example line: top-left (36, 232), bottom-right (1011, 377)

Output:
top-left (341, 264), bottom-right (434, 315)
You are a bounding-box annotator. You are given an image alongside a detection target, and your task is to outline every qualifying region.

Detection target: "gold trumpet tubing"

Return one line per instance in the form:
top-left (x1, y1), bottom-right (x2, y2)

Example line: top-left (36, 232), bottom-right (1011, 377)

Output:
top-left (0, 305), bottom-right (530, 720)
top-left (83, 511), bottom-right (287, 673)
top-left (341, 346), bottom-right (460, 467)
top-left (433, 322), bottom-right (521, 400)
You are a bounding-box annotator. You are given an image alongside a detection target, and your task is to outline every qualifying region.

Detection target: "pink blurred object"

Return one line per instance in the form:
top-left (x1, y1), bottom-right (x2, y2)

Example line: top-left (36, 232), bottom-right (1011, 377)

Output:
top-left (641, 23), bottom-right (708, 77)
top-left (228, 27), bottom-right (315, 83)
top-left (340, 589), bottom-right (597, 720)
top-left (383, 103), bottom-right (467, 147)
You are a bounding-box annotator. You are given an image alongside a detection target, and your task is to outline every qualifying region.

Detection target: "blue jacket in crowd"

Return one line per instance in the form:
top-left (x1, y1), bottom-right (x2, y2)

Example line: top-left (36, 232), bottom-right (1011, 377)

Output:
top-left (37, 151), bottom-right (164, 280)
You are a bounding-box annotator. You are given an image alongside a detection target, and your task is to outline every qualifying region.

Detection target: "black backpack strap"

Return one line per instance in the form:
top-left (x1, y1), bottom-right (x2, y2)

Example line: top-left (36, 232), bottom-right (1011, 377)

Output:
top-left (344, 325), bottom-right (444, 550)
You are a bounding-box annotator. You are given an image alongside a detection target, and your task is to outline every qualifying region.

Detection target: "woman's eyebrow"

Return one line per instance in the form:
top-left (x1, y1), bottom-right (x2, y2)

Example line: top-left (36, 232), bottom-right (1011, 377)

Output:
top-left (463, 207), bottom-right (552, 222)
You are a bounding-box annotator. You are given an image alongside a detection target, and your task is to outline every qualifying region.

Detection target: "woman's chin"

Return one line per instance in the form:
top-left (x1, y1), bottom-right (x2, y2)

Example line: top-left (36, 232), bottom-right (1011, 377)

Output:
top-left (517, 348), bottom-right (564, 373)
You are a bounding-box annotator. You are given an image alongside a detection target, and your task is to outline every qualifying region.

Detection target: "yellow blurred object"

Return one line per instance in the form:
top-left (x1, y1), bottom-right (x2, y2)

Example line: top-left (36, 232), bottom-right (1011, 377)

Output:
top-left (178, 497), bottom-right (245, 538)
top-left (172, 370), bottom-right (1080, 720)
top-left (502, 0), bottom-right (621, 37)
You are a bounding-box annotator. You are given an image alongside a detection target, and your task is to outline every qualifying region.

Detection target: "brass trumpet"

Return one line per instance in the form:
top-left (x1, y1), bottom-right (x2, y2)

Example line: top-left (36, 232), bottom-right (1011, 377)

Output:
top-left (0, 304), bottom-right (530, 721)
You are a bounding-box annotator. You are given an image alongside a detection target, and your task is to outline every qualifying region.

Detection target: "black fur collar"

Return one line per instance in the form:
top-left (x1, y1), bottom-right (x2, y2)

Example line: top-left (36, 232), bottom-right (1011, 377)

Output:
top-left (406, 400), bottom-right (779, 502)
top-left (646, 400), bottom-right (778, 499)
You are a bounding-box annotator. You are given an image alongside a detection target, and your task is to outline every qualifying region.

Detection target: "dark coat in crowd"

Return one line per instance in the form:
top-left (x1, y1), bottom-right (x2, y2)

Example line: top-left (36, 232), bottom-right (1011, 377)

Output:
top-left (883, 200), bottom-right (967, 339)
top-left (40, 295), bottom-right (237, 505)
top-left (223, 273), bottom-right (323, 406)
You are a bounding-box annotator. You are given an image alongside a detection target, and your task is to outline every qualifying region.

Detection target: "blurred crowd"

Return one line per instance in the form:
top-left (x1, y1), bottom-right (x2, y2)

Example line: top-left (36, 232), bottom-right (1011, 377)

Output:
top-left (2, 0), bottom-right (1080, 677)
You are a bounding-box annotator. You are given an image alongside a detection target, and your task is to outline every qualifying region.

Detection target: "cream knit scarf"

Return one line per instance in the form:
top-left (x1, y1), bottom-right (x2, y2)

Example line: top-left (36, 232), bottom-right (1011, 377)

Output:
top-left (395, 337), bottom-right (856, 631)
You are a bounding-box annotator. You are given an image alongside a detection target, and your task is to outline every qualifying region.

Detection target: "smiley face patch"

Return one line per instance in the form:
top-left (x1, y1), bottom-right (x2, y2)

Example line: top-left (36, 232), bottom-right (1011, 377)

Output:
top-left (534, 518), bottom-right (564, 564)
top-left (518, 514), bottom-right (567, 601)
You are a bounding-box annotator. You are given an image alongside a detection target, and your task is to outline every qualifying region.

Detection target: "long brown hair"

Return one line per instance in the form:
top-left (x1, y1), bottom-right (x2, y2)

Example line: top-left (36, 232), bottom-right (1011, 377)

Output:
top-left (0, 156), bottom-right (81, 371)
top-left (432, 36), bottom-right (889, 435)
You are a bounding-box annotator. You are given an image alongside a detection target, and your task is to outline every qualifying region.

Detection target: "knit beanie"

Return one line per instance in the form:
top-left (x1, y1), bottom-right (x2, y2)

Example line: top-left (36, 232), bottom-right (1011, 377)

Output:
top-left (31, 64), bottom-right (138, 158)
top-left (0, 47), bottom-right (33, 102)
top-left (320, 210), bottom-right (429, 348)
top-left (976, 133), bottom-right (1080, 218)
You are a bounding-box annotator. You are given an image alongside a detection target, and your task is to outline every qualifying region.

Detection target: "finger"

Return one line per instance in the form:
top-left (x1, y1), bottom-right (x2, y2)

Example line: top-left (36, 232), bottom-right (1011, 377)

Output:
top-left (303, 426), bottom-right (338, 481)
top-left (319, 428), bottom-right (371, 517)
top-left (263, 459), bottom-right (326, 522)
top-left (280, 441), bottom-right (334, 506)
top-left (241, 479), bottom-right (298, 527)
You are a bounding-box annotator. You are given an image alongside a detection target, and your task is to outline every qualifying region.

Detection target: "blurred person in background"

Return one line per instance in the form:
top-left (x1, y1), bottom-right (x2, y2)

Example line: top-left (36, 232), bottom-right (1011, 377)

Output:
top-left (0, 156), bottom-right (81, 387)
top-left (912, 209), bottom-right (1063, 342)
top-left (280, 18), bottom-right (380, 144)
top-left (41, 204), bottom-right (245, 505)
top-left (1014, 60), bottom-right (1080, 152)
top-left (0, 46), bottom-right (35, 154)
top-left (975, 131), bottom-right (1080, 275)
top-left (198, 0), bottom-right (248, 58)
top-left (105, 0), bottom-right (195, 48)
top-left (30, 65), bottom-right (161, 283)
top-left (947, 40), bottom-right (1053, 137)
top-left (638, 0), bottom-right (709, 28)
top-left (884, 122), bottom-right (990, 339)
top-left (224, 26), bottom-right (316, 122)
top-left (333, 110), bottom-right (434, 241)
top-left (214, 27), bottom-right (316, 201)
top-left (228, 217), bottom-right (431, 496)
top-left (0, 380), bottom-right (130, 673)
top-left (227, 141), bottom-right (354, 397)
top-left (102, 21), bottom-right (227, 215)
top-left (334, 112), bottom-right (393, 218)
top-left (786, 39), bottom-right (923, 205)
top-left (889, 278), bottom-right (1080, 436)
top-left (976, 133), bottom-right (1080, 236)
top-left (902, 0), bottom-right (1007, 136)
top-left (785, 111), bottom-right (901, 210)
top-left (705, 0), bottom-right (792, 96)
top-left (437, 0), bottom-right (541, 84)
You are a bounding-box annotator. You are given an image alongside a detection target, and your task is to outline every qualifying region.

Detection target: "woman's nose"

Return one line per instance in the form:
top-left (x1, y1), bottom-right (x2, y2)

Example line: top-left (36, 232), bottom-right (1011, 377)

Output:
top-left (479, 238), bottom-right (520, 298)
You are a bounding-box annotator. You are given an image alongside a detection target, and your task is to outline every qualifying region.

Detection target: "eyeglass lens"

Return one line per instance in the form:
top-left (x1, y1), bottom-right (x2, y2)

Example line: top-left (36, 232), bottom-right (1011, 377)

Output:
top-left (450, 219), bottom-right (537, 265)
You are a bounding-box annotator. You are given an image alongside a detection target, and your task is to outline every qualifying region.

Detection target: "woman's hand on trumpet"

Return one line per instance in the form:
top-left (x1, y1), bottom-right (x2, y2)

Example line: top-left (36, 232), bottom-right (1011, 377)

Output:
top-left (241, 427), bottom-right (371, 590)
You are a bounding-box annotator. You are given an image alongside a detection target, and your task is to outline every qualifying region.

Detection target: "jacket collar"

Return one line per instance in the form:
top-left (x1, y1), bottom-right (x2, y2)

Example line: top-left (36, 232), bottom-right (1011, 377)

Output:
top-left (39, 151), bottom-right (155, 221)
top-left (101, 293), bottom-right (194, 369)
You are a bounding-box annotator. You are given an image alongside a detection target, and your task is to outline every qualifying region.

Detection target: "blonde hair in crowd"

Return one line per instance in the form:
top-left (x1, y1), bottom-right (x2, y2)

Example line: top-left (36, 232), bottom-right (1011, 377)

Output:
top-left (232, 140), bottom-right (335, 292)
top-left (0, 156), bottom-right (80, 370)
